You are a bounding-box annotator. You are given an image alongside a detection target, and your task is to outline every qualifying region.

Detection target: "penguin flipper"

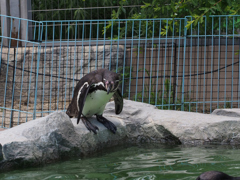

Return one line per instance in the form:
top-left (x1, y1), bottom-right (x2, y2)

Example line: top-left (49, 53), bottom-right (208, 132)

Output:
top-left (77, 83), bottom-right (91, 124)
top-left (113, 89), bottom-right (123, 114)
top-left (81, 116), bottom-right (99, 134)
top-left (96, 115), bottom-right (117, 134)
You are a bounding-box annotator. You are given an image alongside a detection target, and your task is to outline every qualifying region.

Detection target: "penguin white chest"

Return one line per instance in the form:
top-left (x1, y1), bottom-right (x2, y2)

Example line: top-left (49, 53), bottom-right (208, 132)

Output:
top-left (82, 90), bottom-right (114, 117)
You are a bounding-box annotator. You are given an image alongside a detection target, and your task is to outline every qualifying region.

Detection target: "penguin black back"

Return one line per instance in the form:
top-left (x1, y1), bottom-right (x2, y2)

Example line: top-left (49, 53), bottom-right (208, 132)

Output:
top-left (196, 171), bottom-right (240, 180)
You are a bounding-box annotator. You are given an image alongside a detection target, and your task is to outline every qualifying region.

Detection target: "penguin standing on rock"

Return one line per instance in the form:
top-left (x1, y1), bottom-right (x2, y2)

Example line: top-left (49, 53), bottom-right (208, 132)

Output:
top-left (66, 69), bottom-right (123, 134)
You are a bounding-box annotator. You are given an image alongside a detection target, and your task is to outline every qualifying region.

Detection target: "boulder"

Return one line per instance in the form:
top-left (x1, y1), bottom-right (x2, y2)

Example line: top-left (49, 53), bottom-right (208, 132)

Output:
top-left (212, 108), bottom-right (240, 117)
top-left (1, 100), bottom-right (240, 172)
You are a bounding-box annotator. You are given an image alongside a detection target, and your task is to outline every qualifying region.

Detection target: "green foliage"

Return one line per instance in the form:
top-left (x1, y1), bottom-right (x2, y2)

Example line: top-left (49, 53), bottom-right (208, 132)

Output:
top-left (225, 101), bottom-right (231, 108)
top-left (32, 0), bottom-right (115, 21)
top-left (103, 0), bottom-right (240, 38)
top-left (31, 1), bottom-right (240, 40)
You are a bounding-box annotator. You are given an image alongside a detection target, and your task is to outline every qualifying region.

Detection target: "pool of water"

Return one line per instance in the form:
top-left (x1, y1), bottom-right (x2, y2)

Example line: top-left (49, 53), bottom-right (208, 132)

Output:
top-left (1, 144), bottom-right (240, 180)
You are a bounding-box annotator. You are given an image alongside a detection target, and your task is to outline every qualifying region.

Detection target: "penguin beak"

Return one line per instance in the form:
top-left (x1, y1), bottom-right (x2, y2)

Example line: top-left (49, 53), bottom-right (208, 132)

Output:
top-left (107, 84), bottom-right (112, 94)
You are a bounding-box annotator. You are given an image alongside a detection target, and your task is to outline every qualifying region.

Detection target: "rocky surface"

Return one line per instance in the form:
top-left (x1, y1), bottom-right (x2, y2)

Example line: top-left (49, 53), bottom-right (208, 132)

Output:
top-left (1, 100), bottom-right (240, 172)
top-left (212, 108), bottom-right (240, 117)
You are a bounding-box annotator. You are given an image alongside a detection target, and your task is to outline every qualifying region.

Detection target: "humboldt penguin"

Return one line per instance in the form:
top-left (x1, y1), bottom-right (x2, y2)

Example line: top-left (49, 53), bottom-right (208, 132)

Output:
top-left (66, 69), bottom-right (123, 134)
top-left (196, 171), bottom-right (240, 180)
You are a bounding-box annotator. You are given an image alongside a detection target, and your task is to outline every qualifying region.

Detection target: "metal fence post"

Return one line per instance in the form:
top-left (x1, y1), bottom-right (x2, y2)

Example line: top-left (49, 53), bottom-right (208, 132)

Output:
top-left (33, 23), bottom-right (43, 120)
top-left (181, 17), bottom-right (188, 111)
top-left (20, 0), bottom-right (32, 42)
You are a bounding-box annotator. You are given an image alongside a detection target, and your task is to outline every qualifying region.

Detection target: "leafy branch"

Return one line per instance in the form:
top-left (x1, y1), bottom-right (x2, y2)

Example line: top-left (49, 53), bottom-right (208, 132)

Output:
top-left (102, 0), bottom-right (240, 38)
top-left (185, 0), bottom-right (223, 29)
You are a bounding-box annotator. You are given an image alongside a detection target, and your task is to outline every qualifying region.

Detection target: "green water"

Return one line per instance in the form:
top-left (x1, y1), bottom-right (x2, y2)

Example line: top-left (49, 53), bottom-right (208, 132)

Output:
top-left (1, 144), bottom-right (240, 180)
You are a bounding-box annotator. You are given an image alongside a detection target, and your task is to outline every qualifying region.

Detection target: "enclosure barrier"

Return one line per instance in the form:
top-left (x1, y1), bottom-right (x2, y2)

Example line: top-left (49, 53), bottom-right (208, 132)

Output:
top-left (1, 15), bottom-right (240, 128)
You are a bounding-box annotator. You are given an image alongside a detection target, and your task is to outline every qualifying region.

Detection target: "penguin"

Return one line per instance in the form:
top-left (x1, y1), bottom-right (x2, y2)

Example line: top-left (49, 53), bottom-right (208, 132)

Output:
top-left (66, 69), bottom-right (123, 134)
top-left (196, 171), bottom-right (240, 180)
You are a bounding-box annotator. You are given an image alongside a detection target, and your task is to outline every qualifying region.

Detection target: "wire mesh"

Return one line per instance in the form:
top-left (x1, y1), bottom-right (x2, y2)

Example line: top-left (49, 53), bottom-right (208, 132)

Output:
top-left (1, 15), bottom-right (240, 129)
top-left (0, 15), bottom-right (43, 128)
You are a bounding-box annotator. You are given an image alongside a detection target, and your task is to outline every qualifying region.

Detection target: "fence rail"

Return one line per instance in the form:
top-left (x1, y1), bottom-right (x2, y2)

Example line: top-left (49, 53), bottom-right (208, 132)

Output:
top-left (1, 15), bottom-right (240, 128)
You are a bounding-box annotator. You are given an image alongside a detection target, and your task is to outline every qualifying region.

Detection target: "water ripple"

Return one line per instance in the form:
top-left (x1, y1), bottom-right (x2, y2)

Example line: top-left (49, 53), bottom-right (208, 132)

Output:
top-left (1, 144), bottom-right (240, 179)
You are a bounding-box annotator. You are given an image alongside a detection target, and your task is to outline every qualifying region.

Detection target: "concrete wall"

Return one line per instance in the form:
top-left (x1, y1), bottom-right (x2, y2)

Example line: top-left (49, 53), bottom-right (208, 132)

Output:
top-left (0, 0), bottom-right (32, 46)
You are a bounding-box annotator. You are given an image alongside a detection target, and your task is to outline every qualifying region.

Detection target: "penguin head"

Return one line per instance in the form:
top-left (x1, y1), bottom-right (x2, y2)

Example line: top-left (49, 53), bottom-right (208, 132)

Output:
top-left (103, 71), bottom-right (120, 94)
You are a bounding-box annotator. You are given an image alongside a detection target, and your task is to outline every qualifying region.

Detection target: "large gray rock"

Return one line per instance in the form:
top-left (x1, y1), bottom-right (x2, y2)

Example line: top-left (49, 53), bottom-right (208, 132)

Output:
top-left (1, 100), bottom-right (240, 172)
top-left (0, 112), bottom-right (81, 171)
top-left (212, 108), bottom-right (240, 117)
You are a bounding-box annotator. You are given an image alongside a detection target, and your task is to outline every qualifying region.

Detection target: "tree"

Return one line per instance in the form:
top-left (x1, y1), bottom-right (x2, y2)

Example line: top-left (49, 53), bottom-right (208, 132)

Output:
top-left (104, 0), bottom-right (240, 37)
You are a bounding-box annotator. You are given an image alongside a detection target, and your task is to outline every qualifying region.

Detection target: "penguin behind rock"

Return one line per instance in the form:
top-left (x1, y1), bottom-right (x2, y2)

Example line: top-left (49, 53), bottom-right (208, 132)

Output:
top-left (196, 171), bottom-right (240, 180)
top-left (66, 69), bottom-right (123, 134)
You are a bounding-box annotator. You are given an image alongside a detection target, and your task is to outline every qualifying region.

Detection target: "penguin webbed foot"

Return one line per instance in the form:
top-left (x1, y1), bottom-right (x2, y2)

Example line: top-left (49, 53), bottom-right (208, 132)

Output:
top-left (96, 115), bottom-right (117, 134)
top-left (81, 117), bottom-right (99, 134)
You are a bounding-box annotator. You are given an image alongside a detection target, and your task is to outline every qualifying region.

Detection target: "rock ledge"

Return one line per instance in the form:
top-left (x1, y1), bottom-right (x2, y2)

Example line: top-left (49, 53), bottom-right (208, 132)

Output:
top-left (1, 100), bottom-right (240, 171)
